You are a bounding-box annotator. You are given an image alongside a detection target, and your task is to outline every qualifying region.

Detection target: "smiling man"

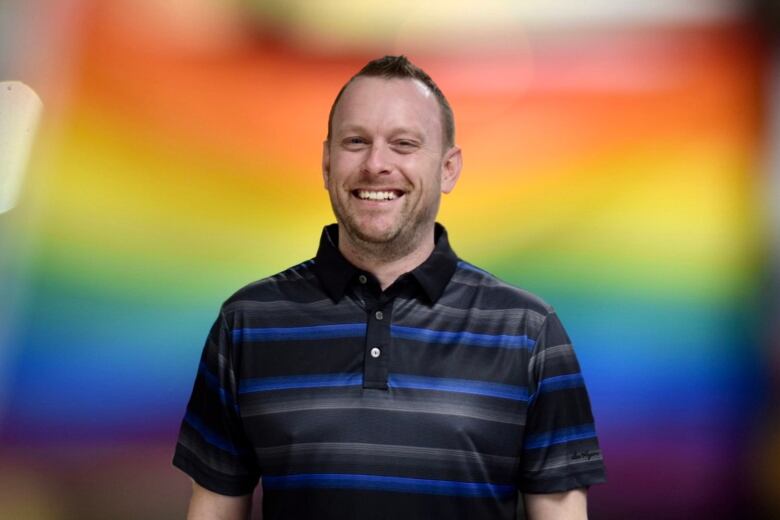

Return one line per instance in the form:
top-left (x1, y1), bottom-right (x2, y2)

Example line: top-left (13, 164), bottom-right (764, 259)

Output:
top-left (322, 71), bottom-right (461, 290)
top-left (174, 56), bottom-right (606, 520)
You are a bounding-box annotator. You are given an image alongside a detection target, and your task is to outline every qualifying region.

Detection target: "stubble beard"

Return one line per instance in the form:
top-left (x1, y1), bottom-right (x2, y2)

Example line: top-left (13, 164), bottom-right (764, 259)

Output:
top-left (331, 190), bottom-right (440, 264)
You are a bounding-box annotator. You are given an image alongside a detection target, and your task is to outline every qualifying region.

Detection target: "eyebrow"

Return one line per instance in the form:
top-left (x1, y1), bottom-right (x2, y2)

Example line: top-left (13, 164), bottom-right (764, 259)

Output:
top-left (336, 125), bottom-right (427, 142)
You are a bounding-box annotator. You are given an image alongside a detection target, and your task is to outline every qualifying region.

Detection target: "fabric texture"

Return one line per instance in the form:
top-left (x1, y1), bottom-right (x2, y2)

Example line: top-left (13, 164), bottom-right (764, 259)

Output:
top-left (173, 223), bottom-right (606, 519)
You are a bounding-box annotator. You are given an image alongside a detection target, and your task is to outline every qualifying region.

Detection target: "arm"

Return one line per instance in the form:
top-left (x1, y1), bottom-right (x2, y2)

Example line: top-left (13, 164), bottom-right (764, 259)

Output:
top-left (187, 480), bottom-right (253, 520)
top-left (525, 488), bottom-right (588, 520)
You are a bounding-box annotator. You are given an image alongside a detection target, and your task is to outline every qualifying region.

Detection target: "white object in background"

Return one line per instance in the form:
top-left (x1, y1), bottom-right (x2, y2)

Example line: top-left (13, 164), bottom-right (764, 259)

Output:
top-left (0, 81), bottom-right (43, 214)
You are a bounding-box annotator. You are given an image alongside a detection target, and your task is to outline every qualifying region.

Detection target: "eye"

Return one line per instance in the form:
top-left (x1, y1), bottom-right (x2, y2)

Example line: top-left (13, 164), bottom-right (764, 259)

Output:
top-left (394, 139), bottom-right (419, 152)
top-left (342, 136), bottom-right (368, 148)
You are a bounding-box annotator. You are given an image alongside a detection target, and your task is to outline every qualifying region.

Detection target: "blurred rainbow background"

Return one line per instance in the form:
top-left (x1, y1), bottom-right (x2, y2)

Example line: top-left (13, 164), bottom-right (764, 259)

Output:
top-left (1, 1), bottom-right (779, 518)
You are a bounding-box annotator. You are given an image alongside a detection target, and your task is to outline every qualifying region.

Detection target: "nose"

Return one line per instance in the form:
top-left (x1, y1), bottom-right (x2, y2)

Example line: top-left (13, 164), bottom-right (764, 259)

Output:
top-left (361, 142), bottom-right (391, 175)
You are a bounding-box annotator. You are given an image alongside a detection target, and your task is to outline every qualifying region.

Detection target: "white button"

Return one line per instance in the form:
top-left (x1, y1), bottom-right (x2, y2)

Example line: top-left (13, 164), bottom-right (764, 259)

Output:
top-left (370, 347), bottom-right (381, 358)
top-left (358, 275), bottom-right (368, 284)
top-left (375, 311), bottom-right (383, 320)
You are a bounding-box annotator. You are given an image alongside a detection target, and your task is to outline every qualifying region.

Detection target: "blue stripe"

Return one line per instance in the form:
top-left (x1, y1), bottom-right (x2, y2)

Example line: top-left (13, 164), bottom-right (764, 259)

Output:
top-left (538, 373), bottom-right (584, 393)
top-left (198, 362), bottom-right (239, 413)
top-left (389, 373), bottom-right (528, 401)
top-left (234, 323), bottom-right (366, 342)
top-left (239, 373), bottom-right (363, 394)
top-left (262, 473), bottom-right (515, 498)
top-left (392, 325), bottom-right (534, 349)
top-left (456, 260), bottom-right (491, 276)
top-left (184, 411), bottom-right (241, 455)
top-left (523, 424), bottom-right (597, 450)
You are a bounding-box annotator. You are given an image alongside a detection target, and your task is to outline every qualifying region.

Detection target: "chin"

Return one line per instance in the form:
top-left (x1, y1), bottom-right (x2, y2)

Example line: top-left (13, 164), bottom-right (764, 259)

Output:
top-left (345, 218), bottom-right (401, 243)
top-left (354, 226), bottom-right (399, 244)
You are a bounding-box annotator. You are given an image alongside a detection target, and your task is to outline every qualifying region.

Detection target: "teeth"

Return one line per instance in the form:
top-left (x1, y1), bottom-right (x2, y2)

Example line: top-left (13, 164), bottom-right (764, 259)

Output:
top-left (356, 190), bottom-right (399, 201)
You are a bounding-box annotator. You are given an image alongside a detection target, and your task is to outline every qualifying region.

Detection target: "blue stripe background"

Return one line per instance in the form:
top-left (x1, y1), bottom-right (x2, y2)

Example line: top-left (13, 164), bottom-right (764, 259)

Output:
top-left (456, 261), bottom-right (492, 276)
top-left (234, 323), bottom-right (366, 342)
top-left (237, 372), bottom-right (529, 401)
top-left (262, 473), bottom-right (515, 498)
top-left (198, 361), bottom-right (239, 412)
top-left (523, 424), bottom-right (597, 450)
top-left (239, 373), bottom-right (363, 394)
top-left (538, 373), bottom-right (585, 393)
top-left (184, 411), bottom-right (241, 455)
top-left (389, 373), bottom-right (528, 401)
top-left (392, 325), bottom-right (535, 349)
top-left (234, 323), bottom-right (534, 349)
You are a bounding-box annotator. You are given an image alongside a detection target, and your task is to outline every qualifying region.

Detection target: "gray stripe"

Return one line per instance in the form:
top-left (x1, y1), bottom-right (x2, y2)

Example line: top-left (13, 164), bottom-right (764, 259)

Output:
top-left (451, 268), bottom-right (552, 305)
top-left (202, 338), bottom-right (237, 395)
top-left (256, 441), bottom-right (517, 469)
top-left (216, 351), bottom-right (236, 395)
top-left (224, 296), bottom-right (345, 315)
top-left (530, 343), bottom-right (573, 364)
top-left (451, 267), bottom-right (502, 283)
top-left (242, 395), bottom-right (526, 426)
top-left (523, 449), bottom-right (604, 473)
top-left (394, 300), bottom-right (547, 334)
top-left (528, 343), bottom-right (574, 375)
top-left (447, 275), bottom-right (503, 289)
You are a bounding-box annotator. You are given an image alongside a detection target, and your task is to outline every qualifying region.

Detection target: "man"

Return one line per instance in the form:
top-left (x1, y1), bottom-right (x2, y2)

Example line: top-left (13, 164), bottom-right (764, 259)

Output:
top-left (174, 55), bottom-right (606, 519)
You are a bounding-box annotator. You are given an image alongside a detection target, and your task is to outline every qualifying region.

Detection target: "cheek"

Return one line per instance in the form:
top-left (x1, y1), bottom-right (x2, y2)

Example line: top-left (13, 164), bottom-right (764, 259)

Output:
top-left (330, 156), bottom-right (360, 182)
top-left (410, 162), bottom-right (443, 192)
top-left (325, 165), bottom-right (346, 188)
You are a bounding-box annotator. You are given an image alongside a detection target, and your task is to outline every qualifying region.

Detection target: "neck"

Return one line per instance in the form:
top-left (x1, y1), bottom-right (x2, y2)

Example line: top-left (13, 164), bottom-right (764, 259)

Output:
top-left (338, 225), bottom-right (436, 291)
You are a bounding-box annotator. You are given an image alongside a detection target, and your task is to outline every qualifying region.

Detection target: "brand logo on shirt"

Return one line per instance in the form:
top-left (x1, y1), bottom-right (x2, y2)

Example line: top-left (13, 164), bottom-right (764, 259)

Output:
top-left (571, 450), bottom-right (599, 461)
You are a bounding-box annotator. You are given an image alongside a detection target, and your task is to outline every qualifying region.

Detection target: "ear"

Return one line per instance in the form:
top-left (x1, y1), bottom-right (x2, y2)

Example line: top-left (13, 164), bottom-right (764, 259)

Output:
top-left (440, 145), bottom-right (462, 194)
top-left (321, 140), bottom-right (330, 189)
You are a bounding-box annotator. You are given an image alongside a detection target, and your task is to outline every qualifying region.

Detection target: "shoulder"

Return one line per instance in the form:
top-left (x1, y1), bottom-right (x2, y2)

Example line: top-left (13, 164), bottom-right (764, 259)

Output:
top-left (219, 259), bottom-right (320, 316)
top-left (450, 259), bottom-right (555, 318)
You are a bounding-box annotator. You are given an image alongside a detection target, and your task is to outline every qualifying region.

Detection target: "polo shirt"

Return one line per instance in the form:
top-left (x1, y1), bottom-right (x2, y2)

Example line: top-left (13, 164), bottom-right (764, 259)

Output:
top-left (173, 223), bottom-right (606, 519)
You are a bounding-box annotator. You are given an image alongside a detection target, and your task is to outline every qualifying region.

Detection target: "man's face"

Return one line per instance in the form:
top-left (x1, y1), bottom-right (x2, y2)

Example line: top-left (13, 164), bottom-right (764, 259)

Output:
top-left (323, 76), bottom-right (461, 252)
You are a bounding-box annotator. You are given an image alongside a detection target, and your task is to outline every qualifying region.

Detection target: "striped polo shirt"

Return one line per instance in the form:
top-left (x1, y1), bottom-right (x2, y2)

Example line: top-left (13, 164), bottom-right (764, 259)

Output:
top-left (173, 223), bottom-right (606, 519)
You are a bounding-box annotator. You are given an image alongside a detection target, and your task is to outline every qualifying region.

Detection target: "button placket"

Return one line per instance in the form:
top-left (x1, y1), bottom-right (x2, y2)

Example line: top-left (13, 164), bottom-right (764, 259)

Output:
top-left (362, 298), bottom-right (393, 390)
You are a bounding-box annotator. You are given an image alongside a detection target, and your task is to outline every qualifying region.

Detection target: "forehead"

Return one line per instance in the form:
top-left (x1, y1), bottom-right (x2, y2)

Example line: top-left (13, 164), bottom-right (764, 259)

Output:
top-left (332, 76), bottom-right (442, 138)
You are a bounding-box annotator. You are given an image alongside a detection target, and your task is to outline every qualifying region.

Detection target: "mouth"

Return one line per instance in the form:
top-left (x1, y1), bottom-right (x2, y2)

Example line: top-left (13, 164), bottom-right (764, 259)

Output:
top-left (351, 189), bottom-right (405, 202)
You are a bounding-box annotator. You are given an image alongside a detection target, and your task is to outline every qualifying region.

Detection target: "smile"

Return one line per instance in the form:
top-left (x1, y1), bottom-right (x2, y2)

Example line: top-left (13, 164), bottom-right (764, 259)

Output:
top-left (352, 189), bottom-right (404, 201)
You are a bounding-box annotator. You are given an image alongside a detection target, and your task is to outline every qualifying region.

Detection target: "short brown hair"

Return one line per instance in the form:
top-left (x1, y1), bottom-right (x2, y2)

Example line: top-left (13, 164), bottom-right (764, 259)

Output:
top-left (326, 55), bottom-right (455, 148)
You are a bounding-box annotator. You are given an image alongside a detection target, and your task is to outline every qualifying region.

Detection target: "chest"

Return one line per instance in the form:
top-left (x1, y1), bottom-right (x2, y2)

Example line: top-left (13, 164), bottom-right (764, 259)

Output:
top-left (234, 297), bottom-right (534, 476)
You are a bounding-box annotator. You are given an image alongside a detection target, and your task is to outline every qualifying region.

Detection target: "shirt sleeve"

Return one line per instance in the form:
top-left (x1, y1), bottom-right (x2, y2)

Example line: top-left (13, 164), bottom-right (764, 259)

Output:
top-left (518, 310), bottom-right (607, 493)
top-left (172, 311), bottom-right (260, 496)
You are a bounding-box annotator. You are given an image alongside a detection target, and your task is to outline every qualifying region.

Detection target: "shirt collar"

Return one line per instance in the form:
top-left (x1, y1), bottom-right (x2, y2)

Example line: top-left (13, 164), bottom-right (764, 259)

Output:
top-left (312, 223), bottom-right (459, 304)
